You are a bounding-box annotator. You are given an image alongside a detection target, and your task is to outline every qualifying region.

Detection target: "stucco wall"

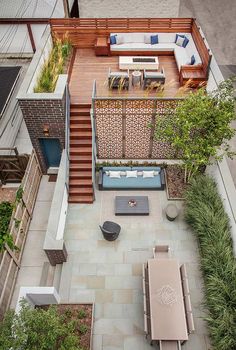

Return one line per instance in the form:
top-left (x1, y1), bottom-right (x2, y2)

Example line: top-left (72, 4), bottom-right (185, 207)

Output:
top-left (78, 0), bottom-right (180, 18)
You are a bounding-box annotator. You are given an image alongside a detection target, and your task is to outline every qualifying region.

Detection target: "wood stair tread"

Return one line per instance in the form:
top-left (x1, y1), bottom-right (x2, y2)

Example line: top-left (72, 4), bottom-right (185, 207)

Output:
top-left (69, 187), bottom-right (93, 194)
top-left (68, 195), bottom-right (93, 203)
top-left (70, 170), bottom-right (92, 178)
top-left (69, 178), bottom-right (92, 186)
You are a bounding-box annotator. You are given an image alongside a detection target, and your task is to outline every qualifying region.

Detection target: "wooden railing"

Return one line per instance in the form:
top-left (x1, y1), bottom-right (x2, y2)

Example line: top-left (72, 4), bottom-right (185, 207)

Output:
top-left (50, 18), bottom-right (194, 48)
top-left (191, 20), bottom-right (212, 76)
top-left (0, 150), bottom-right (42, 319)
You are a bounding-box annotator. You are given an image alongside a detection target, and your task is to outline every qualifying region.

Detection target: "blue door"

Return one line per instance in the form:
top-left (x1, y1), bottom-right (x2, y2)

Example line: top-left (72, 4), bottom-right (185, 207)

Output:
top-left (39, 138), bottom-right (61, 168)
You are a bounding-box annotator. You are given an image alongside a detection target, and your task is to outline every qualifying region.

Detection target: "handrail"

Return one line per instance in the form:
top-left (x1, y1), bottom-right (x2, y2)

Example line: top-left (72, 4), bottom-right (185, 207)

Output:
top-left (65, 83), bottom-right (70, 194)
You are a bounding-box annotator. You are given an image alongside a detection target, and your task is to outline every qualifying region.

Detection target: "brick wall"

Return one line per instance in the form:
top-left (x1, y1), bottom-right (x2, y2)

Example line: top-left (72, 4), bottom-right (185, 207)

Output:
top-left (19, 94), bottom-right (66, 173)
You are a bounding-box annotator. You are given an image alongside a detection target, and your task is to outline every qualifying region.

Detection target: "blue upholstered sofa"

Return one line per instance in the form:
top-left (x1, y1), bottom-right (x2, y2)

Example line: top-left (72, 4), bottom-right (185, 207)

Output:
top-left (98, 166), bottom-right (165, 190)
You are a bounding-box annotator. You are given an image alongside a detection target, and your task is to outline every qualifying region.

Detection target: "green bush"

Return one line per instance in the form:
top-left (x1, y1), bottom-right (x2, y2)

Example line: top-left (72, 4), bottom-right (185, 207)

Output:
top-left (0, 299), bottom-right (79, 350)
top-left (34, 38), bottom-right (71, 93)
top-left (185, 175), bottom-right (236, 350)
top-left (0, 201), bottom-right (14, 251)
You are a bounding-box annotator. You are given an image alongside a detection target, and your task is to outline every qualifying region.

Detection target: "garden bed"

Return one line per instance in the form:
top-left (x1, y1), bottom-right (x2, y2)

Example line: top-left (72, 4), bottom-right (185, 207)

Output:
top-left (165, 165), bottom-right (187, 200)
top-left (39, 303), bottom-right (93, 350)
top-left (0, 187), bottom-right (17, 203)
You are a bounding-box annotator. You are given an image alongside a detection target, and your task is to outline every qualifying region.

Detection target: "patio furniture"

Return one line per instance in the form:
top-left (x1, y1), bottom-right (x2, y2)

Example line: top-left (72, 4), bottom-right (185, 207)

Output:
top-left (165, 203), bottom-right (179, 221)
top-left (153, 245), bottom-right (170, 259)
top-left (132, 70), bottom-right (142, 86)
top-left (146, 258), bottom-right (188, 342)
top-left (99, 221), bottom-right (121, 241)
top-left (119, 55), bottom-right (159, 70)
top-left (143, 67), bottom-right (166, 89)
top-left (98, 166), bottom-right (165, 191)
top-left (159, 340), bottom-right (182, 350)
top-left (108, 67), bottom-right (129, 89)
top-left (115, 196), bottom-right (149, 216)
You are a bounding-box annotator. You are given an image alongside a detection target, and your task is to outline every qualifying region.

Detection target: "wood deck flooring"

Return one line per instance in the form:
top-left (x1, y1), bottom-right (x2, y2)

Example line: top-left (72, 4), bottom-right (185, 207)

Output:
top-left (69, 49), bottom-right (184, 104)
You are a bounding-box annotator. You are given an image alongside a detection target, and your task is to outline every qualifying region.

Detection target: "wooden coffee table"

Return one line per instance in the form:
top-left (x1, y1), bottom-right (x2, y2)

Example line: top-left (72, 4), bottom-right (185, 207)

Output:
top-left (115, 196), bottom-right (149, 216)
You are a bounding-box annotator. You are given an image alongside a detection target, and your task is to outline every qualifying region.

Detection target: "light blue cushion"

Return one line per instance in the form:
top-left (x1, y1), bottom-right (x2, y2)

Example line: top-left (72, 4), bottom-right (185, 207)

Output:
top-left (103, 174), bottom-right (162, 189)
top-left (102, 166), bottom-right (162, 189)
top-left (151, 35), bottom-right (158, 45)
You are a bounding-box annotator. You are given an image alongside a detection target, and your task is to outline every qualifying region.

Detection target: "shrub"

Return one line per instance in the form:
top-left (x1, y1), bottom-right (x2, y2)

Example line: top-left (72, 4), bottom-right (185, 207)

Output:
top-left (185, 175), bottom-right (236, 350)
top-left (77, 309), bottom-right (87, 319)
top-left (34, 38), bottom-right (71, 93)
top-left (0, 299), bottom-right (79, 350)
top-left (0, 201), bottom-right (14, 251)
top-left (78, 324), bottom-right (88, 335)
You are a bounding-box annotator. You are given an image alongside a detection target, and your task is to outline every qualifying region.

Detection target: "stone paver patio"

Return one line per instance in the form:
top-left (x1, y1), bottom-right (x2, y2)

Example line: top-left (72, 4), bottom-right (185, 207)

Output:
top-left (60, 189), bottom-right (210, 350)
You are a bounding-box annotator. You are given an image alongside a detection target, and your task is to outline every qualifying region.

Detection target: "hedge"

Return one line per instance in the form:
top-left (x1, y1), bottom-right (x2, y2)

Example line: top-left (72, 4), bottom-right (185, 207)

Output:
top-left (185, 175), bottom-right (236, 350)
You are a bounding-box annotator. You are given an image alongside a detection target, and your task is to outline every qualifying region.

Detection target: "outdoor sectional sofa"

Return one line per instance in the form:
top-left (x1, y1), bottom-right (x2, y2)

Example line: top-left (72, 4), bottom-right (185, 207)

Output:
top-left (110, 32), bottom-right (209, 86)
top-left (98, 166), bottom-right (165, 190)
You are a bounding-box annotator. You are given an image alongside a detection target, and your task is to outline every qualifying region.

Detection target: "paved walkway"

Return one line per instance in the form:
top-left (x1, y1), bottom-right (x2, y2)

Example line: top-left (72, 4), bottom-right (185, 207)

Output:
top-left (11, 176), bottom-right (55, 308)
top-left (60, 189), bottom-right (209, 350)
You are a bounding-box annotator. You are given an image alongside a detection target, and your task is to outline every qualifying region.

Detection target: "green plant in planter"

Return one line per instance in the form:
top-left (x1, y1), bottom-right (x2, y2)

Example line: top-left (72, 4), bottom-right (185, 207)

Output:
top-left (0, 299), bottom-right (79, 350)
top-left (34, 38), bottom-right (72, 93)
top-left (78, 324), bottom-right (88, 335)
top-left (0, 201), bottom-right (16, 252)
top-left (153, 79), bottom-right (236, 183)
top-left (77, 309), bottom-right (87, 319)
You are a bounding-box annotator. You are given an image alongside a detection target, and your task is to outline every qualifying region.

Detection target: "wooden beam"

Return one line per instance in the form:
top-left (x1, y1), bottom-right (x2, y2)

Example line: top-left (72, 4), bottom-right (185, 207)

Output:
top-left (27, 23), bottom-right (36, 53)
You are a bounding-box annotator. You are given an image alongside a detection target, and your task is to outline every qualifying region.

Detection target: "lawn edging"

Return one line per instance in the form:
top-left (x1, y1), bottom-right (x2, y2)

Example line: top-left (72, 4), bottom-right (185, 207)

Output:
top-left (185, 175), bottom-right (236, 350)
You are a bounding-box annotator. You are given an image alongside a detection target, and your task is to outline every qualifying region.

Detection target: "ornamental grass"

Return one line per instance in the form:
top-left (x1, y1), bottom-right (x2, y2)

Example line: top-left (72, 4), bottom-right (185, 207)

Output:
top-left (34, 38), bottom-right (71, 93)
top-left (185, 175), bottom-right (236, 350)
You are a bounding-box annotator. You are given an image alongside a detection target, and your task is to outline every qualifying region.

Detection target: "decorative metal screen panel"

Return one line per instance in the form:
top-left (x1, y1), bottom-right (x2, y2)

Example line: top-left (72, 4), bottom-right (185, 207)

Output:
top-left (125, 100), bottom-right (154, 158)
top-left (95, 100), bottom-right (123, 158)
top-left (94, 98), bottom-right (182, 159)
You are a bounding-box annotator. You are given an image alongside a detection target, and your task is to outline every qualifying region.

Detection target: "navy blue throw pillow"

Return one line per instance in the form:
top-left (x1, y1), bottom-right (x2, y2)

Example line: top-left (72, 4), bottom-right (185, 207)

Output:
top-left (175, 34), bottom-right (189, 48)
top-left (191, 55), bottom-right (196, 65)
top-left (110, 35), bottom-right (117, 45)
top-left (183, 37), bottom-right (189, 48)
top-left (151, 35), bottom-right (158, 45)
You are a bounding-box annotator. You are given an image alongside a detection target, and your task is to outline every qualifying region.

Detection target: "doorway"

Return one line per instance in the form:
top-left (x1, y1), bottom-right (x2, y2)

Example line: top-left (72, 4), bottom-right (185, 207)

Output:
top-left (39, 138), bottom-right (62, 168)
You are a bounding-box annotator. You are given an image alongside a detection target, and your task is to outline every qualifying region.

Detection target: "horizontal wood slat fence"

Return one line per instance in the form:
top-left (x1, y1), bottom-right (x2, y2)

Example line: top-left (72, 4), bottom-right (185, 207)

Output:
top-left (0, 150), bottom-right (42, 319)
top-left (50, 18), bottom-right (193, 48)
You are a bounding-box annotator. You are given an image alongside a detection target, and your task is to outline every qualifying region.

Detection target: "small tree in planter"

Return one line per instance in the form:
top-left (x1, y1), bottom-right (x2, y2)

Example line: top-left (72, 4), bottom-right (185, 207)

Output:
top-left (154, 79), bottom-right (236, 182)
top-left (0, 299), bottom-right (79, 350)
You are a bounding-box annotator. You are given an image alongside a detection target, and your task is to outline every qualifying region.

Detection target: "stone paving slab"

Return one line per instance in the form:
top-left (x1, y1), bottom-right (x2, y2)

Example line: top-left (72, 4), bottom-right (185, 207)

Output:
top-left (61, 189), bottom-right (210, 350)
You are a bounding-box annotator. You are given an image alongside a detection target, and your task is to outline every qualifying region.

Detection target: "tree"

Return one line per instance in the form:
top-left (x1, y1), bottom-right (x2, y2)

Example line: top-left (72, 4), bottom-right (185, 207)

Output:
top-left (0, 299), bottom-right (79, 350)
top-left (154, 79), bottom-right (236, 182)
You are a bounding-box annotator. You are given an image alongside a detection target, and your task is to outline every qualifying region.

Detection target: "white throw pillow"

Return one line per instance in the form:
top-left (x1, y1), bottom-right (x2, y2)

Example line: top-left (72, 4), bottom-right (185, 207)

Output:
top-left (109, 171), bottom-right (121, 178)
top-left (126, 170), bottom-right (138, 178)
top-left (143, 171), bottom-right (155, 178)
top-left (154, 171), bottom-right (160, 176)
top-left (137, 171), bottom-right (143, 176)
top-left (144, 35), bottom-right (151, 44)
top-left (116, 35), bottom-right (124, 45)
top-left (176, 36), bottom-right (185, 47)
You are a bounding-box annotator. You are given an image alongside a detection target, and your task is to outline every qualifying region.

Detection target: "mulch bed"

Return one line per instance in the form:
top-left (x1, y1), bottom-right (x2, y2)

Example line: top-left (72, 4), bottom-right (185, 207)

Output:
top-left (166, 165), bottom-right (188, 199)
top-left (0, 187), bottom-right (17, 203)
top-left (39, 304), bottom-right (93, 350)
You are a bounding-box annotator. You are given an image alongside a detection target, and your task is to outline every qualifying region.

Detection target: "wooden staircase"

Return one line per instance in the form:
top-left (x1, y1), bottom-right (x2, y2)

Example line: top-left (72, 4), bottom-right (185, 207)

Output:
top-left (69, 103), bottom-right (94, 204)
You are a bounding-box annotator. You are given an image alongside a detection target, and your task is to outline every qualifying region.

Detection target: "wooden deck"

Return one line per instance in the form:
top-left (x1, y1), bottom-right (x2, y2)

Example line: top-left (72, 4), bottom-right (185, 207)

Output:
top-left (69, 49), bottom-right (185, 104)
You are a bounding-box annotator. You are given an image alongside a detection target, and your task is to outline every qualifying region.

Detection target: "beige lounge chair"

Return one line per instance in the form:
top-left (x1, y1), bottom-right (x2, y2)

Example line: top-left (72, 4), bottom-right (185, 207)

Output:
top-left (160, 340), bottom-right (181, 350)
top-left (153, 245), bottom-right (170, 259)
top-left (186, 310), bottom-right (195, 334)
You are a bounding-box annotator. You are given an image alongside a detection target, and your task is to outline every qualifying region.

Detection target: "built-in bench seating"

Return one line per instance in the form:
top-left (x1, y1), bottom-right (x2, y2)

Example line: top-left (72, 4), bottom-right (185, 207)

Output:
top-left (109, 32), bottom-right (209, 86)
top-left (98, 166), bottom-right (165, 190)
